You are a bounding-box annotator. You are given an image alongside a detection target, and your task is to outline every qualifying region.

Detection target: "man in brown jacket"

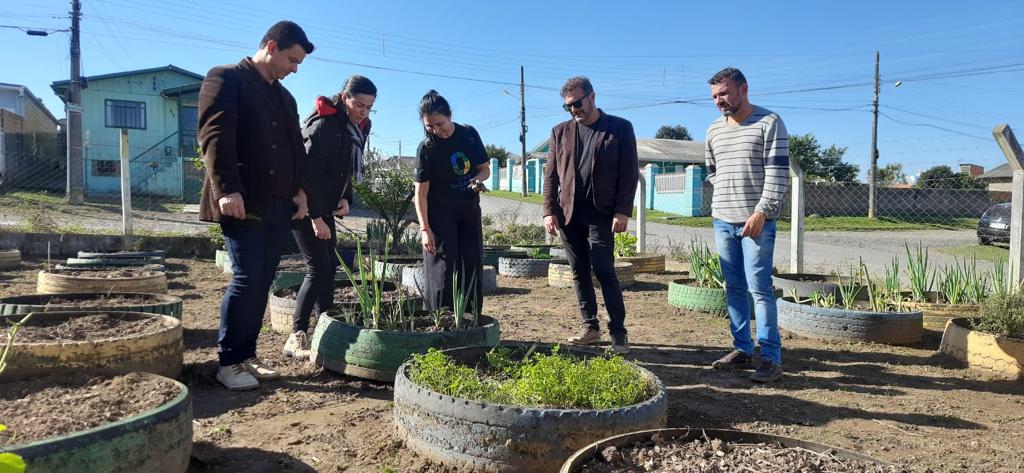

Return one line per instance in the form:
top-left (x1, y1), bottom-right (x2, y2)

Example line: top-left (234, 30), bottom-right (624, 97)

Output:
top-left (542, 76), bottom-right (639, 354)
top-left (198, 21), bottom-right (313, 390)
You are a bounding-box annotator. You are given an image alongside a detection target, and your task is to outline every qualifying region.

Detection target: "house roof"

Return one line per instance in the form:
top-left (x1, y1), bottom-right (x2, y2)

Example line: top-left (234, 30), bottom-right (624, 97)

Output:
top-left (529, 137), bottom-right (705, 165)
top-left (51, 65), bottom-right (204, 100)
top-left (161, 82), bottom-right (202, 98)
top-left (0, 82), bottom-right (60, 125)
top-left (978, 163), bottom-right (1011, 181)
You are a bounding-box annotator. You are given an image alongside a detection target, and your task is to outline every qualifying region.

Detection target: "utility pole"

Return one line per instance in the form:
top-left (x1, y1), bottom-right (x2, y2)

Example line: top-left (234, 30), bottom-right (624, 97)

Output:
top-left (519, 65), bottom-right (528, 197)
top-left (67, 0), bottom-right (84, 204)
top-left (868, 51), bottom-right (880, 219)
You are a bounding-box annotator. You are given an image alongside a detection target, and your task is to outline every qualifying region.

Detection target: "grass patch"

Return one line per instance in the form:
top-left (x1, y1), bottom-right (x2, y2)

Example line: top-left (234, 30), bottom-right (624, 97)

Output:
top-left (409, 346), bottom-right (653, 410)
top-left (487, 191), bottom-right (978, 231)
top-left (937, 244), bottom-right (1009, 264)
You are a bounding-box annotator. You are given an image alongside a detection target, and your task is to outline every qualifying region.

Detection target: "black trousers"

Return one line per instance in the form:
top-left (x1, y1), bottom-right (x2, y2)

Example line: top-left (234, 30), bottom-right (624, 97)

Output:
top-left (290, 215), bottom-right (339, 332)
top-left (559, 210), bottom-right (627, 336)
top-left (422, 200), bottom-right (483, 314)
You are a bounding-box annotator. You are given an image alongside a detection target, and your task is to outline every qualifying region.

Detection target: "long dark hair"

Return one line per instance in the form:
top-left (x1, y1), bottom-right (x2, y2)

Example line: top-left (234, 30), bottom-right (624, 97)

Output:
top-left (332, 75), bottom-right (377, 104)
top-left (419, 90), bottom-right (451, 148)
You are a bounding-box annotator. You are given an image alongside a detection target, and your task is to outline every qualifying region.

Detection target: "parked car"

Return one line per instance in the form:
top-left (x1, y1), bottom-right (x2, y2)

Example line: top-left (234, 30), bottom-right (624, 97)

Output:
top-left (978, 202), bottom-right (1011, 245)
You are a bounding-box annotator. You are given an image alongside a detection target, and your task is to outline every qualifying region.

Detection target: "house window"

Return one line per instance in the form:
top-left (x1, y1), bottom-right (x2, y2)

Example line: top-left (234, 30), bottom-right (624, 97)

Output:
top-left (105, 99), bottom-right (146, 129)
top-left (92, 160), bottom-right (120, 177)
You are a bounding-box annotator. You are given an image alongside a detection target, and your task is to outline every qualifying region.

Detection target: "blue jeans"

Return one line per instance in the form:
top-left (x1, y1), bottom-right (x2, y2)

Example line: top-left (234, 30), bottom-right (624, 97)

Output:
top-left (712, 218), bottom-right (781, 364)
top-left (219, 197), bottom-right (295, 366)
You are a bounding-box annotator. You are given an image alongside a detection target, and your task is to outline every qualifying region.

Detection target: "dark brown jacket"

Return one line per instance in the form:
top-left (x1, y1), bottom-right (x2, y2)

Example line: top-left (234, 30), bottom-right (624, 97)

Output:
top-left (542, 110), bottom-right (639, 226)
top-left (197, 58), bottom-right (305, 222)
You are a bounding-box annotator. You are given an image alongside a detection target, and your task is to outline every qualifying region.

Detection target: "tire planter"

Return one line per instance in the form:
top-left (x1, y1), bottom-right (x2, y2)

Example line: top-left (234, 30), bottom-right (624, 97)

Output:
top-left (272, 270), bottom-right (348, 293)
top-left (373, 256), bottom-right (424, 281)
top-left (393, 343), bottom-right (668, 472)
top-left (0, 249), bottom-right (21, 269)
top-left (667, 278), bottom-right (728, 316)
top-left (0, 311), bottom-right (183, 381)
top-left (310, 312), bottom-right (500, 382)
top-left (0, 292), bottom-right (183, 319)
top-left (77, 250), bottom-right (166, 259)
top-left (63, 256), bottom-right (165, 267)
top-left (6, 373), bottom-right (192, 473)
top-left (267, 280), bottom-right (421, 334)
top-left (498, 256), bottom-right (566, 278)
top-left (548, 262), bottom-right (635, 289)
top-left (214, 249), bottom-right (229, 269)
top-left (939, 318), bottom-right (1024, 381)
top-left (616, 253), bottom-right (665, 274)
top-left (777, 297), bottom-right (923, 345)
top-left (549, 247), bottom-right (567, 258)
top-left (560, 427), bottom-right (894, 472)
top-left (483, 247), bottom-right (527, 267)
top-left (37, 269), bottom-right (168, 294)
top-left (771, 273), bottom-right (866, 300)
top-left (401, 265), bottom-right (498, 296)
top-left (903, 292), bottom-right (979, 335)
top-left (510, 243), bottom-right (560, 253)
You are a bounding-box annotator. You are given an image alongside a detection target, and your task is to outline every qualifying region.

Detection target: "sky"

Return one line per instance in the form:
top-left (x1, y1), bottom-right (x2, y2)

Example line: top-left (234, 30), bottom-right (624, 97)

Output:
top-left (3, 0), bottom-right (1023, 179)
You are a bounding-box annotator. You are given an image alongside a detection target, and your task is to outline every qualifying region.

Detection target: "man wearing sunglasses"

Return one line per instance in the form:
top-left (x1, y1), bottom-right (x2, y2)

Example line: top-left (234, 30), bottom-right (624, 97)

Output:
top-left (542, 76), bottom-right (639, 354)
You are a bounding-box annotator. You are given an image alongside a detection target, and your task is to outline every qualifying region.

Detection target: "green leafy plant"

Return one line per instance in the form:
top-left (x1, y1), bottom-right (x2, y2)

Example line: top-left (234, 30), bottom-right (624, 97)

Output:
top-left (808, 290), bottom-right (836, 308)
top-left (0, 315), bottom-right (31, 473)
top-left (354, 160), bottom-right (416, 256)
top-left (974, 290), bottom-right (1024, 339)
top-left (408, 345), bottom-right (653, 410)
top-left (688, 240), bottom-right (724, 289)
top-left (614, 232), bottom-right (638, 258)
top-left (859, 259), bottom-right (890, 312)
top-left (883, 256), bottom-right (901, 300)
top-left (525, 247), bottom-right (552, 260)
top-left (482, 206), bottom-right (546, 246)
top-left (905, 242), bottom-right (934, 302)
top-left (450, 266), bottom-right (478, 331)
top-left (335, 242), bottom-right (415, 331)
top-left (835, 263), bottom-right (861, 310)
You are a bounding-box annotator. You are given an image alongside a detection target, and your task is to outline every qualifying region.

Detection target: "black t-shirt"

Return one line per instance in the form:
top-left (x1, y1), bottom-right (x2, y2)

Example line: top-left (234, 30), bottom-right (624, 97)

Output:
top-left (414, 123), bottom-right (488, 204)
top-left (573, 112), bottom-right (604, 215)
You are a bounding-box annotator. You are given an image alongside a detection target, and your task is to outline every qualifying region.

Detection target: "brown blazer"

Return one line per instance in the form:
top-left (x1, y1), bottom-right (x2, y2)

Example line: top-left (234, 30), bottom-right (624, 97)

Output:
top-left (197, 58), bottom-right (305, 223)
top-left (542, 110), bottom-right (639, 226)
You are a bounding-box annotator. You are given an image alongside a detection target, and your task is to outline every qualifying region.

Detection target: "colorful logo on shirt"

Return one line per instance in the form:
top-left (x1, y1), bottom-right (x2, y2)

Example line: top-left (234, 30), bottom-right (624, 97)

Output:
top-left (450, 152), bottom-right (471, 176)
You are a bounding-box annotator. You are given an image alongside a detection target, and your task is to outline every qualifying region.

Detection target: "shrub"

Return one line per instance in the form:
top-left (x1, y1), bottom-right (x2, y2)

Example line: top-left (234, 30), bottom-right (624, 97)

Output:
top-left (975, 291), bottom-right (1024, 339)
top-left (409, 346), bottom-right (653, 410)
top-left (614, 232), bottom-right (638, 258)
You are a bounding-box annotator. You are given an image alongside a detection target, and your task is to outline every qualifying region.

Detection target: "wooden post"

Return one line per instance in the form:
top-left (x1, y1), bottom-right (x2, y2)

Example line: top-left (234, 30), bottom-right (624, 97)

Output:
top-left (120, 128), bottom-right (133, 235)
top-left (636, 170), bottom-right (647, 254)
top-left (789, 161), bottom-right (805, 274)
top-left (993, 124), bottom-right (1024, 285)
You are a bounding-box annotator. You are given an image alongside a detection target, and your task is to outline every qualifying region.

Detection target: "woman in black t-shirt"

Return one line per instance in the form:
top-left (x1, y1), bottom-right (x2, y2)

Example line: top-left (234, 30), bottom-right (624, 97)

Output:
top-left (413, 90), bottom-right (489, 313)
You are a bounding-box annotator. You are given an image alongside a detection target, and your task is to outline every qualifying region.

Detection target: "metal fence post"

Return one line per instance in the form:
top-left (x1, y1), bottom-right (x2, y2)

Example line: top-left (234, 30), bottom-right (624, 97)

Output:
top-left (789, 161), bottom-right (805, 274)
top-left (119, 128), bottom-right (133, 235)
top-left (637, 170), bottom-right (646, 254)
top-left (993, 124), bottom-right (1024, 285)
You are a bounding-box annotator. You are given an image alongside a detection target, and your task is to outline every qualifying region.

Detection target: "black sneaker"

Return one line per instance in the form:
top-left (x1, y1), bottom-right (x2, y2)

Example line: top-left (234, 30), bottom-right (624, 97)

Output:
top-left (610, 333), bottom-right (630, 355)
top-left (750, 360), bottom-right (783, 383)
top-left (711, 349), bottom-right (755, 370)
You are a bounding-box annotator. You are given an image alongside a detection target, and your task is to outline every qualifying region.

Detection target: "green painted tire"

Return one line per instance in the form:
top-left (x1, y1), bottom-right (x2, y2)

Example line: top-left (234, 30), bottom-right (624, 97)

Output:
top-left (268, 280), bottom-right (420, 334)
top-left (0, 292), bottom-right (183, 319)
top-left (7, 373), bottom-right (192, 473)
top-left (309, 312), bottom-right (500, 382)
top-left (668, 278), bottom-right (727, 315)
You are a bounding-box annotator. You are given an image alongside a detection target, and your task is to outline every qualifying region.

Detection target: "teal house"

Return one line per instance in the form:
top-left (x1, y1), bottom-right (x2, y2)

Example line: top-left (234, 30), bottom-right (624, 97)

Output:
top-left (52, 65), bottom-right (204, 202)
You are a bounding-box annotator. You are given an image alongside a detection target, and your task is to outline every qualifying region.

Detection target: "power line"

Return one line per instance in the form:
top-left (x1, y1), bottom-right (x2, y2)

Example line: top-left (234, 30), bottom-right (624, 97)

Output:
top-left (878, 112), bottom-right (991, 141)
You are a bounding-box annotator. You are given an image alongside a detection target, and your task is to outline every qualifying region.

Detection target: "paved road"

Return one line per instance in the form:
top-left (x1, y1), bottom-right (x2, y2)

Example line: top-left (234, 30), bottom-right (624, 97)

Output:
top-left (479, 195), bottom-right (987, 278)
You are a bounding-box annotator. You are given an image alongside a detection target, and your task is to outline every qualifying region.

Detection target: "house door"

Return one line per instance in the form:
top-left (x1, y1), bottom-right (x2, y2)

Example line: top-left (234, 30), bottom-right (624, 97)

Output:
top-left (179, 105), bottom-right (198, 158)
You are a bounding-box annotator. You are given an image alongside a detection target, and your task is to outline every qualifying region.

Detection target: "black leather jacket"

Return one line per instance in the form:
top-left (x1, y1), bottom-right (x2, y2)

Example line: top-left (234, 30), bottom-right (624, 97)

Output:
top-left (300, 96), bottom-right (371, 218)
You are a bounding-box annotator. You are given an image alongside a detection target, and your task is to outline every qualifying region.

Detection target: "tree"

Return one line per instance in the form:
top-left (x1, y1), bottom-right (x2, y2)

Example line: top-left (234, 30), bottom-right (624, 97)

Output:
top-left (875, 163), bottom-right (908, 186)
top-left (789, 133), bottom-right (859, 183)
top-left (915, 165), bottom-right (985, 190)
top-left (655, 125), bottom-right (693, 141)
top-left (485, 144), bottom-right (512, 167)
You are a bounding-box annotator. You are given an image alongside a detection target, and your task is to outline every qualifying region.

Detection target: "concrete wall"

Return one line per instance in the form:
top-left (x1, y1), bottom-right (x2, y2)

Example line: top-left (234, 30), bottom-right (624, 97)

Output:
top-left (0, 231), bottom-right (216, 258)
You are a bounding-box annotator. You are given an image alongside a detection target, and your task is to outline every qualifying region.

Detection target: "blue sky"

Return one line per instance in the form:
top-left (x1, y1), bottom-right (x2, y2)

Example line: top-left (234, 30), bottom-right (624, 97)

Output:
top-left (4, 0), bottom-right (1023, 179)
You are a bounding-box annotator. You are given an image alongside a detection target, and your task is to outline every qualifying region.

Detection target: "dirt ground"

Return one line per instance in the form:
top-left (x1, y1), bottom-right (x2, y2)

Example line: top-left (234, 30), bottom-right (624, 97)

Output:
top-left (0, 257), bottom-right (1021, 473)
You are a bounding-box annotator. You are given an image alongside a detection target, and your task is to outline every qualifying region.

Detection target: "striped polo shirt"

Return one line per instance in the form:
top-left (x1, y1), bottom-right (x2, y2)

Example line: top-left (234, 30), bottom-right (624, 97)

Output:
top-left (704, 105), bottom-right (790, 224)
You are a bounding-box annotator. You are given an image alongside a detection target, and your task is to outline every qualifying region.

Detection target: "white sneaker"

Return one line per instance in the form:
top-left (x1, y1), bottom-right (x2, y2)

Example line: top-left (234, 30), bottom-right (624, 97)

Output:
top-left (217, 363), bottom-right (259, 391)
top-left (282, 331), bottom-right (311, 359)
top-left (243, 357), bottom-right (280, 380)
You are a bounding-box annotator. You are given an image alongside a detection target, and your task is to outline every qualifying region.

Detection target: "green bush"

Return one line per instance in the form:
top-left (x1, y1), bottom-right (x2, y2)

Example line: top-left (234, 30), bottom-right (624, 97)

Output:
top-left (483, 223), bottom-right (546, 246)
top-left (975, 291), bottom-right (1024, 339)
top-left (409, 346), bottom-right (654, 410)
top-left (614, 232), bottom-right (638, 258)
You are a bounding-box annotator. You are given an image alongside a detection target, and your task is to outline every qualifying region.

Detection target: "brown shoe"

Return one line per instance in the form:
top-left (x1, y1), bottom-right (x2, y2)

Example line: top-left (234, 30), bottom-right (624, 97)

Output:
top-left (711, 349), bottom-right (755, 370)
top-left (567, 328), bottom-right (601, 345)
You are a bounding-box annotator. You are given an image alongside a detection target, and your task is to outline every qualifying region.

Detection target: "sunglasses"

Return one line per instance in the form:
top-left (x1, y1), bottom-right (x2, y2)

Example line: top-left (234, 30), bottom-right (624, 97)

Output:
top-left (562, 93), bottom-right (590, 112)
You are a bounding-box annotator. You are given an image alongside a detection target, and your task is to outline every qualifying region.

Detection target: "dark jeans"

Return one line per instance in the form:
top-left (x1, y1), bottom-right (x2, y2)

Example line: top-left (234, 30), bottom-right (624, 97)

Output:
top-left (559, 211), bottom-right (626, 336)
top-left (218, 197), bottom-right (294, 366)
top-left (422, 200), bottom-right (483, 313)
top-left (291, 215), bottom-right (339, 333)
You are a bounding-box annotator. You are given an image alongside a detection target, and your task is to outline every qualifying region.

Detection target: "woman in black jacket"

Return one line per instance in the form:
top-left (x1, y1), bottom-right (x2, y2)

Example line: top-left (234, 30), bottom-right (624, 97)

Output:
top-left (283, 75), bottom-right (375, 358)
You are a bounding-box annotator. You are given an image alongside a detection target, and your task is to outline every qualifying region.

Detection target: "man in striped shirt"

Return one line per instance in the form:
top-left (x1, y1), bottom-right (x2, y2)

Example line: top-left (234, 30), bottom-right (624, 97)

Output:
top-left (704, 67), bottom-right (788, 383)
